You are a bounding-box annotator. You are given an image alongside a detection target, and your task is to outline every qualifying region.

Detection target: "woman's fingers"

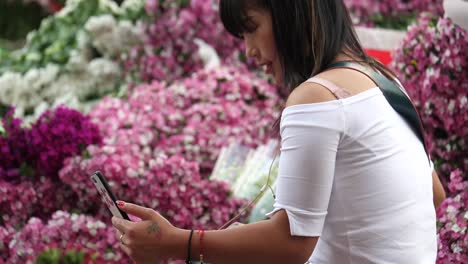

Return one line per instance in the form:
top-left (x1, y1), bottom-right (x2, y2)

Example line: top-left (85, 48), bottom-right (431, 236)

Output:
top-left (119, 242), bottom-right (133, 257)
top-left (117, 201), bottom-right (155, 221)
top-left (112, 216), bottom-right (133, 234)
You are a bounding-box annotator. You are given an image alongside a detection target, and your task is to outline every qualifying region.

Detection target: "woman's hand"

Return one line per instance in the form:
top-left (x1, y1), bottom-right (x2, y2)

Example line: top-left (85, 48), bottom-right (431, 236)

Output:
top-left (111, 201), bottom-right (178, 264)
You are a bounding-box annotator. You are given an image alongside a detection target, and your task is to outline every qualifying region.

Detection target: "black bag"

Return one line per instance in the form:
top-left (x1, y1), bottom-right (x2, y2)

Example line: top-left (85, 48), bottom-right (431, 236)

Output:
top-left (327, 61), bottom-right (430, 162)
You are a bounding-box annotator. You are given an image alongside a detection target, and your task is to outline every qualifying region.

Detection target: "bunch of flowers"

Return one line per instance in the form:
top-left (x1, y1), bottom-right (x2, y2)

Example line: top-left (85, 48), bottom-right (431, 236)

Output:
top-left (91, 65), bottom-right (280, 173)
top-left (0, 0), bottom-right (132, 73)
top-left (59, 65), bottom-right (280, 229)
top-left (124, 0), bottom-right (244, 84)
top-left (436, 169), bottom-right (468, 263)
top-left (85, 14), bottom-right (144, 60)
top-left (0, 106), bottom-right (102, 227)
top-left (0, 180), bottom-right (38, 228)
top-left (0, 59), bottom-right (121, 123)
top-left (28, 106), bottom-right (103, 179)
top-left (0, 108), bottom-right (30, 181)
top-left (392, 14), bottom-right (467, 183)
top-left (0, 0), bottom-right (145, 121)
top-left (144, 65), bottom-right (281, 173)
top-left (6, 211), bottom-right (129, 263)
top-left (0, 106), bottom-right (102, 181)
top-left (60, 150), bottom-right (247, 229)
top-left (0, 224), bottom-right (15, 262)
top-left (344, 0), bottom-right (444, 29)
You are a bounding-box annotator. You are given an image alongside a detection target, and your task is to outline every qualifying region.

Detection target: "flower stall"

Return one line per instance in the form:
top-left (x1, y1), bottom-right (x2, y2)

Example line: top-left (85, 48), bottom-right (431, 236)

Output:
top-left (0, 0), bottom-right (466, 263)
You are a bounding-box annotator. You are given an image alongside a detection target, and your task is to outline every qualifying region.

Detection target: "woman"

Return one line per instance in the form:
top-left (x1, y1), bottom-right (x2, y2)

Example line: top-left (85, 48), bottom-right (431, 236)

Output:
top-left (112, 1), bottom-right (446, 263)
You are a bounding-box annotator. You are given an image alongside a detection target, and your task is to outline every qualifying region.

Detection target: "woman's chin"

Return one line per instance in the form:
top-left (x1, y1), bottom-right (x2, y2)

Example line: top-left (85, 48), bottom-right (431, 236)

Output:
top-left (273, 76), bottom-right (283, 86)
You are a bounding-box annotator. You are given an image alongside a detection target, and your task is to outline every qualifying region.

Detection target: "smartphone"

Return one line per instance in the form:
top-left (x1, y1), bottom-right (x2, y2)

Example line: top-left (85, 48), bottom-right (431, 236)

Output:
top-left (90, 171), bottom-right (130, 220)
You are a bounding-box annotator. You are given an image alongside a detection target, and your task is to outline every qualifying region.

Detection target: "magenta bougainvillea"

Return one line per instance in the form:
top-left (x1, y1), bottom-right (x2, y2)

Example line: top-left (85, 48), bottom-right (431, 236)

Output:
top-left (392, 14), bottom-right (467, 181)
top-left (344, 0), bottom-right (444, 28)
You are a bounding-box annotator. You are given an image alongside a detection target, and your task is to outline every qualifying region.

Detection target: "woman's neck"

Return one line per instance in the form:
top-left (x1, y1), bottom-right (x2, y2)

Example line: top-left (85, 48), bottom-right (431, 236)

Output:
top-left (333, 52), bottom-right (356, 64)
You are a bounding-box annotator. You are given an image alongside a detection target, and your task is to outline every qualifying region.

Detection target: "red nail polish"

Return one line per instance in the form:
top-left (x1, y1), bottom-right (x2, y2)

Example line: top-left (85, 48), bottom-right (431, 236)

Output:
top-left (117, 201), bottom-right (125, 207)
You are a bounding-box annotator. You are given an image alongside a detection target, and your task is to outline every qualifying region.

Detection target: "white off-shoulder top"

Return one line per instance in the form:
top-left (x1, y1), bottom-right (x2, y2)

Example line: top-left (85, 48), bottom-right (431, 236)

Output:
top-left (267, 83), bottom-right (437, 264)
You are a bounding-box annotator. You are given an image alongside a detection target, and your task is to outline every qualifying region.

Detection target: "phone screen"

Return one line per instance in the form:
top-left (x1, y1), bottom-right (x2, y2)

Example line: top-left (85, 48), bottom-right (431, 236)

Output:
top-left (90, 171), bottom-right (130, 220)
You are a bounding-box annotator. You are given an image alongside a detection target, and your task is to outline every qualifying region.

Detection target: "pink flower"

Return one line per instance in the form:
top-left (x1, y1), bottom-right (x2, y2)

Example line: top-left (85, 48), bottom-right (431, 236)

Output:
top-left (344, 0), bottom-right (444, 28)
top-left (392, 14), bottom-right (467, 185)
top-left (436, 173), bottom-right (468, 263)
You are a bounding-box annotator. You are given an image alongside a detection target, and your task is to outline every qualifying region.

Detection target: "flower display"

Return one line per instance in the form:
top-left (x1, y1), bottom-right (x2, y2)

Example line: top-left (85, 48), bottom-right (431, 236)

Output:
top-left (59, 65), bottom-right (280, 230)
top-left (7, 211), bottom-right (129, 264)
top-left (85, 14), bottom-right (143, 59)
top-left (143, 66), bottom-right (280, 173)
top-left (28, 106), bottom-right (102, 179)
top-left (344, 0), bottom-right (444, 29)
top-left (0, 180), bottom-right (38, 227)
top-left (0, 0), bottom-right (145, 121)
top-left (392, 14), bottom-right (468, 183)
top-left (123, 0), bottom-right (244, 84)
top-left (0, 224), bottom-right (15, 262)
top-left (0, 0), bottom-right (137, 74)
top-left (0, 106), bottom-right (102, 227)
top-left (0, 108), bottom-right (30, 181)
top-left (92, 65), bottom-right (281, 173)
top-left (60, 151), bottom-right (247, 230)
top-left (0, 0), bottom-right (466, 263)
top-left (436, 169), bottom-right (468, 264)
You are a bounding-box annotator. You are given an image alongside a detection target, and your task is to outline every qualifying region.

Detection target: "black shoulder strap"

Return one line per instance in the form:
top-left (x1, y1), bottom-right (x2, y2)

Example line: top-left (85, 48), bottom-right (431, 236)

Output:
top-left (327, 61), bottom-right (430, 162)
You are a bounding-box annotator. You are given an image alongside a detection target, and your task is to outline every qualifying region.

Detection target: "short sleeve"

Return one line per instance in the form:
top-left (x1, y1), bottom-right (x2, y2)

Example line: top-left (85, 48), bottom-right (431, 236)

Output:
top-left (266, 102), bottom-right (345, 237)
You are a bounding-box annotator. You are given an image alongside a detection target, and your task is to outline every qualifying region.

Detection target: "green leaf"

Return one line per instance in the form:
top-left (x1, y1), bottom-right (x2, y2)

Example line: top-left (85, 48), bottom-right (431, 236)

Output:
top-left (36, 248), bottom-right (61, 264)
top-left (0, 104), bottom-right (11, 136)
top-left (0, 103), bottom-right (9, 118)
top-left (19, 163), bottom-right (35, 178)
top-left (36, 248), bottom-right (85, 264)
top-left (0, 122), bottom-right (5, 136)
top-left (62, 250), bottom-right (85, 264)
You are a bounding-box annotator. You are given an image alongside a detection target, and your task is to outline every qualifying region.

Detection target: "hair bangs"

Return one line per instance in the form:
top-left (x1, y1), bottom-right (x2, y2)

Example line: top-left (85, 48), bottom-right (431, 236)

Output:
top-left (220, 0), bottom-right (256, 38)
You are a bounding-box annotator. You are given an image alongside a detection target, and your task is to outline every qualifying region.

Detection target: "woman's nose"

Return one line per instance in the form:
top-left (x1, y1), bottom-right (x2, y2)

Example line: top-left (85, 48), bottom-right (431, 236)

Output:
top-left (246, 46), bottom-right (259, 59)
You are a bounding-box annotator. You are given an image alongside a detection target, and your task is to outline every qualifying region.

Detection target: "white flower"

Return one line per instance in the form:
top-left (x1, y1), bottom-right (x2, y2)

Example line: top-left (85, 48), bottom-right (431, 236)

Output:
top-left (76, 30), bottom-right (91, 51)
top-left (447, 99), bottom-right (456, 113)
top-left (121, 0), bottom-right (145, 12)
top-left (117, 20), bottom-right (144, 47)
top-left (89, 228), bottom-right (97, 236)
top-left (127, 168), bottom-right (139, 178)
top-left (86, 14), bottom-right (143, 58)
top-left (67, 50), bottom-right (88, 72)
top-left (195, 38), bottom-right (221, 70)
top-left (460, 95), bottom-right (467, 107)
top-left (88, 58), bottom-right (120, 79)
top-left (85, 15), bottom-right (116, 36)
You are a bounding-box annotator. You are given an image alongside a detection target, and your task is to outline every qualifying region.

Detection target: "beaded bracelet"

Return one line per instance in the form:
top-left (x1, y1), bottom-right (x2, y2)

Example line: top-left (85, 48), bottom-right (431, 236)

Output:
top-left (198, 230), bottom-right (205, 264)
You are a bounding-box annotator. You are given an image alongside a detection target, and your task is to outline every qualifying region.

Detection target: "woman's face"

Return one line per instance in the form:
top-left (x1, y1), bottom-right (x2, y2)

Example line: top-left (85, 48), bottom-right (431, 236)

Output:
top-left (242, 8), bottom-right (282, 85)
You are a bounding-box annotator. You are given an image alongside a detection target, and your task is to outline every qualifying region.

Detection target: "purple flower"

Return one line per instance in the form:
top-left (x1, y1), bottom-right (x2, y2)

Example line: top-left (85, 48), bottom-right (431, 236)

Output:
top-left (0, 106), bottom-right (102, 229)
top-left (0, 108), bottom-right (30, 182)
top-left (122, 0), bottom-right (245, 85)
top-left (344, 0), bottom-right (444, 28)
top-left (28, 106), bottom-right (102, 179)
top-left (392, 14), bottom-right (467, 184)
top-left (6, 211), bottom-right (129, 263)
top-left (436, 170), bottom-right (468, 264)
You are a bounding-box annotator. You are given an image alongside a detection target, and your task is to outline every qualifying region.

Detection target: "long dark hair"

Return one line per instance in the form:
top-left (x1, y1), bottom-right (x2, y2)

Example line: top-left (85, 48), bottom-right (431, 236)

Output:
top-left (220, 0), bottom-right (395, 91)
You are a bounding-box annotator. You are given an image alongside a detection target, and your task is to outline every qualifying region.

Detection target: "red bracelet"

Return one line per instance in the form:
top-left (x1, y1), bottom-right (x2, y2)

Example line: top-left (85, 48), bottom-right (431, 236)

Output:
top-left (198, 229), bottom-right (205, 264)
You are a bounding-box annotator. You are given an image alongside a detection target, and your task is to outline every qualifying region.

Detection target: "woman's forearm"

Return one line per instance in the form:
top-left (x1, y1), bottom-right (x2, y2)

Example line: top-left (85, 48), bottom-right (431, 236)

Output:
top-left (171, 210), bottom-right (318, 264)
